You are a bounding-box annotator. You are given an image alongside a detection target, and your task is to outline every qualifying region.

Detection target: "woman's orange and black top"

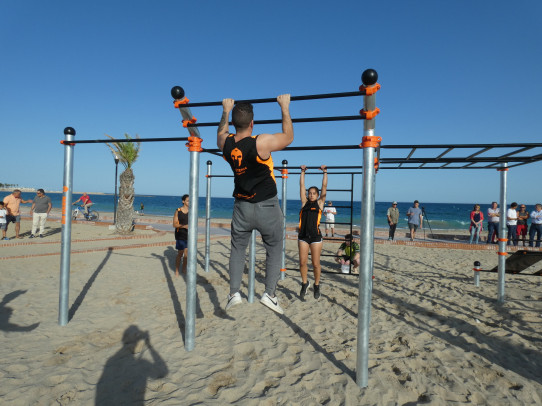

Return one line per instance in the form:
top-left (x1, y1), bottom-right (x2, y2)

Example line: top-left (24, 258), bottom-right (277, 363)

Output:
top-left (298, 200), bottom-right (322, 238)
top-left (223, 134), bottom-right (277, 203)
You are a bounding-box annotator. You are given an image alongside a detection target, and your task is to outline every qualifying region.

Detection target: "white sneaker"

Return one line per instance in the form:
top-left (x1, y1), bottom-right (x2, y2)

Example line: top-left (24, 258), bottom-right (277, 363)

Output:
top-left (260, 293), bottom-right (284, 315)
top-left (226, 292), bottom-right (242, 310)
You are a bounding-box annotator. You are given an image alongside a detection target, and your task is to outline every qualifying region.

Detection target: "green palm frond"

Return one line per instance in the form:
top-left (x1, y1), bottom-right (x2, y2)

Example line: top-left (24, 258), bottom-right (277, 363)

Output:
top-left (105, 133), bottom-right (141, 169)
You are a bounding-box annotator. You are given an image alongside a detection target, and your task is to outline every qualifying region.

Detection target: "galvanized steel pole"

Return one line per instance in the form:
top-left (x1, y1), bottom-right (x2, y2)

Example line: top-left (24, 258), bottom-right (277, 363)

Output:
top-left (356, 69), bottom-right (380, 388)
top-left (59, 127), bottom-right (75, 326)
top-left (185, 144), bottom-right (200, 351)
top-left (172, 86), bottom-right (201, 351)
top-left (205, 161), bottom-right (212, 273)
top-left (497, 163), bottom-right (508, 303)
top-left (280, 160), bottom-right (288, 280)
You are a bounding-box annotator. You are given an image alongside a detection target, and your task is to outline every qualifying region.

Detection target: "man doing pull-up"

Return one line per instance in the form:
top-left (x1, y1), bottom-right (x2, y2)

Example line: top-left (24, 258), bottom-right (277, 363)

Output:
top-left (217, 94), bottom-right (293, 315)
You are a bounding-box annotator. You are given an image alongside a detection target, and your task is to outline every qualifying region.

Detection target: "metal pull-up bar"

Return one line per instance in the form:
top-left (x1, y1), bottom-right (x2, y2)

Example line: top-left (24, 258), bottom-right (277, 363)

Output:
top-left (186, 115), bottom-right (365, 128)
top-left (62, 137), bottom-right (189, 144)
top-left (170, 88), bottom-right (367, 108)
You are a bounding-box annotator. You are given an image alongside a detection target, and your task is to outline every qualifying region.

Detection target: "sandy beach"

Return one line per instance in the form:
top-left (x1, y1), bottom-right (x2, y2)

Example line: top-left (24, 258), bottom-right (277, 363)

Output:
top-left (1, 214), bottom-right (541, 405)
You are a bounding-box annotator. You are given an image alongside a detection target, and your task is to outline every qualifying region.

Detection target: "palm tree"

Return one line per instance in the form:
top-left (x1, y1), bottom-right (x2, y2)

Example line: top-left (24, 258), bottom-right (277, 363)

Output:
top-left (105, 134), bottom-right (141, 234)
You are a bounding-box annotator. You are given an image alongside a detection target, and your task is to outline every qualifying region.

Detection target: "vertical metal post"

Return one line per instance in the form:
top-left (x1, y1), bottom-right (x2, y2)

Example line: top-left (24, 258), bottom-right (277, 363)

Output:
top-left (172, 86), bottom-right (202, 352)
top-left (185, 143), bottom-right (200, 351)
top-left (248, 230), bottom-right (257, 303)
top-left (356, 69), bottom-right (380, 388)
top-left (113, 156), bottom-right (119, 225)
top-left (473, 261), bottom-right (481, 287)
top-left (280, 160), bottom-right (288, 280)
top-left (59, 127), bottom-right (75, 326)
top-left (497, 163), bottom-right (508, 303)
top-left (205, 161), bottom-right (212, 273)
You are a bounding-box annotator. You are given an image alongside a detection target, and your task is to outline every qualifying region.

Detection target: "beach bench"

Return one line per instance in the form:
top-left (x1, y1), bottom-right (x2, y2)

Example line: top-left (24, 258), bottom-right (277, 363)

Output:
top-left (479, 250), bottom-right (542, 276)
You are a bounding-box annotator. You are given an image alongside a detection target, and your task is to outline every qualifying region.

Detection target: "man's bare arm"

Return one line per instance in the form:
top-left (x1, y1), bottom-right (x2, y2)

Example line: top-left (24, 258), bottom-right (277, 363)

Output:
top-left (257, 94), bottom-right (293, 157)
top-left (217, 99), bottom-right (234, 151)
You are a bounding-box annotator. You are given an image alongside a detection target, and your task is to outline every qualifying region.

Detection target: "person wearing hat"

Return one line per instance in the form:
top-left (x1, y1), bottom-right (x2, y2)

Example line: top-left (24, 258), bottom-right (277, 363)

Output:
top-left (386, 201), bottom-right (399, 241)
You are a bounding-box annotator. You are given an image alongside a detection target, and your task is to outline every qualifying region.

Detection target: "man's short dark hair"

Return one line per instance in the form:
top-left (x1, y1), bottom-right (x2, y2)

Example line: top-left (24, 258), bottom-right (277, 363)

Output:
top-left (511, 202), bottom-right (517, 208)
top-left (37, 188), bottom-right (45, 194)
top-left (232, 103), bottom-right (254, 130)
top-left (345, 234), bottom-right (353, 240)
top-left (414, 200), bottom-right (419, 204)
top-left (182, 194), bottom-right (189, 202)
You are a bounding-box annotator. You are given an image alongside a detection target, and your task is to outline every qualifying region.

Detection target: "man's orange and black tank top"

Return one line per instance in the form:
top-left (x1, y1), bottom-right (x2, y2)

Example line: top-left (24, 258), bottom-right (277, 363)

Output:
top-left (298, 201), bottom-right (322, 238)
top-left (175, 208), bottom-right (188, 241)
top-left (223, 134), bottom-right (277, 203)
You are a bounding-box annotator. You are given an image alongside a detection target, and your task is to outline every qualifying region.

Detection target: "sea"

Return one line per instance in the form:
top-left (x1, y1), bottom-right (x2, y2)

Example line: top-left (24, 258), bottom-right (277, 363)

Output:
top-left (9, 191), bottom-right (481, 231)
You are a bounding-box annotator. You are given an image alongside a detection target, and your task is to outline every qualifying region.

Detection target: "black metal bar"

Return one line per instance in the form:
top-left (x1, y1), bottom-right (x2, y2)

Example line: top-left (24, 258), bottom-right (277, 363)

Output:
top-left (435, 147), bottom-right (454, 159)
top-left (188, 115), bottom-right (364, 127)
top-left (179, 90), bottom-right (366, 108)
top-left (68, 137), bottom-right (189, 144)
top-left (380, 156), bottom-right (540, 163)
top-left (465, 147), bottom-right (492, 159)
top-left (498, 146), bottom-right (534, 158)
top-left (381, 143), bottom-right (542, 149)
top-left (284, 145), bottom-right (361, 152)
top-left (204, 145), bottom-right (360, 154)
top-left (289, 172), bottom-right (364, 175)
top-left (294, 164), bottom-right (363, 169)
top-left (201, 149), bottom-right (223, 157)
top-left (206, 175), bottom-right (234, 178)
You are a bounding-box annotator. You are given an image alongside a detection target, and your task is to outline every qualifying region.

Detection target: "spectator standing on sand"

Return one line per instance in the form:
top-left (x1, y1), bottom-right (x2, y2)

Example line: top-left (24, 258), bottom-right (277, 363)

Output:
top-left (173, 194), bottom-right (189, 277)
top-left (487, 202), bottom-right (500, 244)
top-left (387, 201), bottom-right (399, 241)
top-left (30, 189), bottom-right (52, 238)
top-left (0, 201), bottom-right (8, 240)
top-left (322, 201), bottom-right (336, 237)
top-left (516, 204), bottom-right (529, 246)
top-left (528, 204), bottom-right (542, 248)
top-left (3, 189), bottom-right (33, 239)
top-left (469, 204), bottom-right (484, 244)
top-left (406, 200), bottom-right (423, 241)
top-left (506, 202), bottom-right (518, 246)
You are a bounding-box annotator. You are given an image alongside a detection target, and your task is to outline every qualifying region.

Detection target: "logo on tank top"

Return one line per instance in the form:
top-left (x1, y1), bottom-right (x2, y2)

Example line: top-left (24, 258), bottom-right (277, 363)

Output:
top-left (231, 148), bottom-right (247, 175)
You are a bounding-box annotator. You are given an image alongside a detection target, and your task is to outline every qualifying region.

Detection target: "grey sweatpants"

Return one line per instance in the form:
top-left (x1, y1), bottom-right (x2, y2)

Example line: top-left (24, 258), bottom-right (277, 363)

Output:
top-left (229, 196), bottom-right (283, 296)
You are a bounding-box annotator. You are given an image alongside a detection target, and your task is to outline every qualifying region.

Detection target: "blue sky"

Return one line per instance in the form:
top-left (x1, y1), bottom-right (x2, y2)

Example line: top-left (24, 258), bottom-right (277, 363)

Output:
top-left (1, 1), bottom-right (541, 204)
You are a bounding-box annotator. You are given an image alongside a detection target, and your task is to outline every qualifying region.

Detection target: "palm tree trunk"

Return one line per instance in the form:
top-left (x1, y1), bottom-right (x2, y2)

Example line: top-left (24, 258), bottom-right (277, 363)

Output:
top-left (116, 168), bottom-right (135, 234)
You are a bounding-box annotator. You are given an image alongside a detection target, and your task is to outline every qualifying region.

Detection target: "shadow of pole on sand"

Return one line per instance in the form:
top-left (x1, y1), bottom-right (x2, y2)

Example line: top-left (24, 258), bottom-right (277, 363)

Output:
top-left (68, 248), bottom-right (113, 322)
top-left (152, 252), bottom-right (186, 342)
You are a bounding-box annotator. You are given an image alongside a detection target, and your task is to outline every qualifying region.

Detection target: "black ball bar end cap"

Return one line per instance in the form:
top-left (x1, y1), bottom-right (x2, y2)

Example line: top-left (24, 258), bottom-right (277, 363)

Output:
top-left (171, 86), bottom-right (185, 100)
top-left (361, 69), bottom-right (378, 86)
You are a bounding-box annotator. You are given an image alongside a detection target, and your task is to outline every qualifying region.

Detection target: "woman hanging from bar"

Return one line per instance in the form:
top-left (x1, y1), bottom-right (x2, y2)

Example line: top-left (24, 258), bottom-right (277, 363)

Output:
top-left (298, 165), bottom-right (327, 300)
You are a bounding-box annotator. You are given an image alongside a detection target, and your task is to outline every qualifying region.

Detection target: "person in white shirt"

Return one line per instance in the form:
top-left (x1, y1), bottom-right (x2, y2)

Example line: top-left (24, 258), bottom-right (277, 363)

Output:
top-left (0, 201), bottom-right (8, 240)
top-left (323, 201), bottom-right (337, 237)
top-left (487, 202), bottom-right (500, 244)
top-left (528, 203), bottom-right (542, 248)
top-left (506, 202), bottom-right (518, 246)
